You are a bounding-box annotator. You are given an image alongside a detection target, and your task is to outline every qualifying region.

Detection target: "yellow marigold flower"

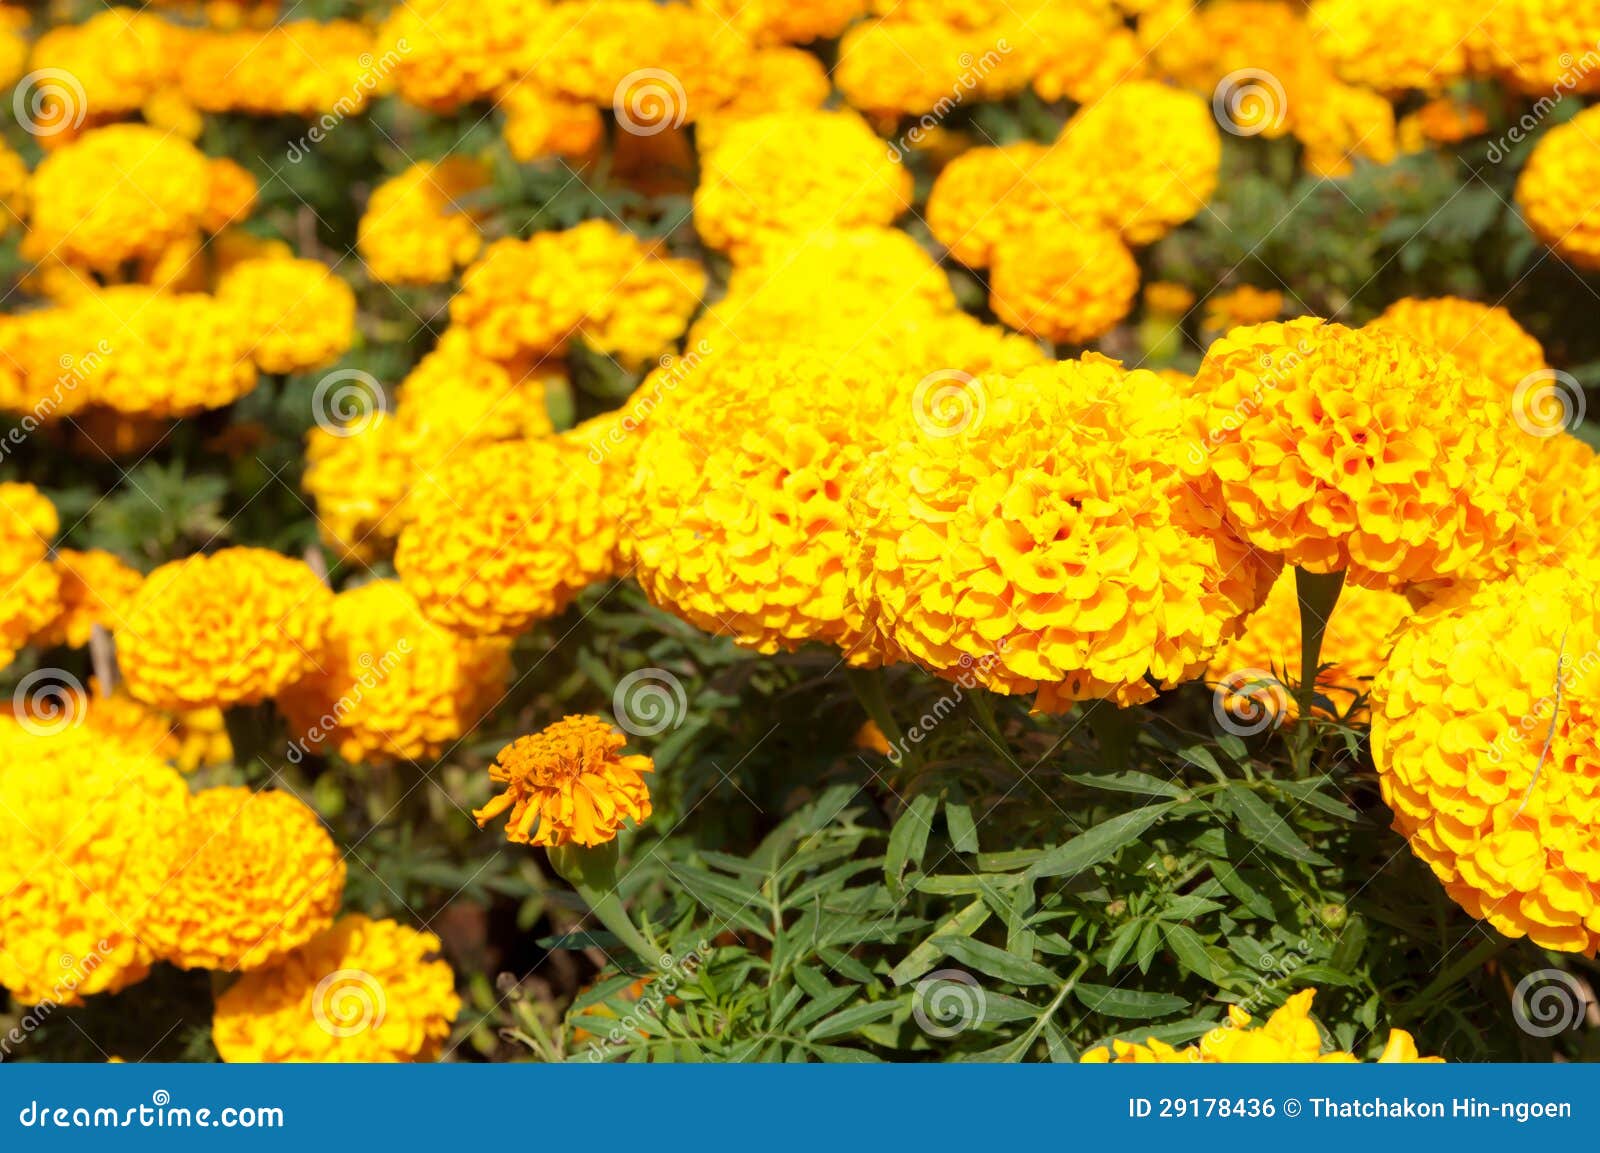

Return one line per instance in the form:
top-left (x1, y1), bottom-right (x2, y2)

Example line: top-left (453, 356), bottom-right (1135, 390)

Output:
top-left (695, 48), bottom-right (831, 151)
top-left (925, 142), bottom-right (1050, 269)
top-left (695, 0), bottom-right (864, 44)
top-left (356, 160), bottom-right (488, 286)
top-left (1294, 80), bottom-right (1398, 178)
top-left (74, 683), bottom-right (231, 772)
top-left (24, 125), bottom-right (210, 274)
top-left (0, 6), bottom-right (25, 92)
top-left (452, 220), bottom-right (704, 367)
top-left (694, 110), bottom-right (913, 261)
top-left (1517, 106), bottom-right (1600, 271)
top-left (40, 287), bottom-right (257, 417)
top-left (1368, 296), bottom-right (1547, 393)
top-left (990, 226), bottom-right (1139, 345)
top-left (179, 21), bottom-right (383, 119)
top-left (144, 787), bottom-right (344, 971)
top-left (1482, 0), bottom-right (1600, 95)
top-left (0, 483), bottom-right (61, 669)
top-left (396, 438), bottom-right (615, 637)
top-left (302, 417), bottom-right (419, 565)
top-left (279, 580), bottom-right (512, 764)
top-left (118, 548), bottom-right (333, 711)
top-left (1083, 989), bottom-right (1441, 1062)
top-left (498, 80), bottom-right (605, 165)
top-left (141, 86), bottom-right (204, 140)
top-left (836, 19), bottom-right (1028, 120)
top-left (1185, 319), bottom-right (1527, 589)
top-left (217, 257), bottom-right (356, 375)
top-left (475, 714), bottom-right (653, 848)
top-left (27, 9), bottom-right (175, 127)
top-left (532, 0), bottom-right (751, 123)
top-left (624, 353), bottom-right (881, 660)
top-left (0, 733), bottom-right (188, 1004)
top-left (1398, 98), bottom-right (1488, 151)
top-left (396, 329), bottom-right (557, 445)
top-left (0, 309), bottom-right (96, 419)
top-left (1207, 567), bottom-right (1412, 722)
top-left (378, 0), bottom-right (543, 112)
top-left (1027, 1), bottom-right (1148, 105)
top-left (33, 548), bottom-right (142, 648)
top-left (1308, 0), bottom-right (1473, 92)
top-left (1373, 566), bottom-right (1600, 952)
top-left (213, 915), bottom-right (460, 1062)
top-left (1203, 285), bottom-right (1285, 331)
top-left (1145, 281), bottom-right (1197, 315)
top-left (850, 358), bottom-right (1276, 708)
top-left (202, 157), bottom-right (259, 234)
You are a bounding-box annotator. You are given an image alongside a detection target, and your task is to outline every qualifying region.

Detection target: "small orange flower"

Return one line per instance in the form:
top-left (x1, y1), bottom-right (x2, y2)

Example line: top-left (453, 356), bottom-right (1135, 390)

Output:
top-left (475, 715), bottom-right (653, 848)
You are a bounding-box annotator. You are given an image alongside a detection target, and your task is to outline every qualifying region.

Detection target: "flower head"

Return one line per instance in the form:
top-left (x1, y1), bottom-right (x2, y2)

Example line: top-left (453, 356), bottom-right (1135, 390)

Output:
top-left (0, 483), bottom-right (61, 669)
top-left (1368, 296), bottom-right (1547, 393)
top-left (34, 548), bottom-right (142, 648)
top-left (145, 787), bottom-right (345, 970)
top-left (989, 225), bottom-right (1139, 345)
top-left (475, 715), bottom-right (653, 848)
top-left (217, 257), bottom-right (356, 375)
top-left (213, 915), bottom-right (459, 1062)
top-left (1516, 106), bottom-right (1600, 271)
top-left (117, 548), bottom-right (333, 710)
top-left (357, 159), bottom-right (488, 285)
top-left (1373, 565), bottom-right (1600, 952)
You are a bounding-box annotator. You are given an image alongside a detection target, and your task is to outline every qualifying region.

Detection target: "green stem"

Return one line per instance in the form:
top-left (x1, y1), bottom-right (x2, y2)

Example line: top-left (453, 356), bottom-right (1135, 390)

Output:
top-left (1082, 699), bottom-right (1139, 771)
top-left (1292, 567), bottom-right (1346, 773)
top-left (846, 667), bottom-right (915, 767)
top-left (548, 840), bottom-right (666, 971)
top-left (966, 689), bottom-right (1006, 751)
top-left (1004, 957), bottom-right (1090, 1062)
top-left (1392, 934), bottom-right (1509, 1023)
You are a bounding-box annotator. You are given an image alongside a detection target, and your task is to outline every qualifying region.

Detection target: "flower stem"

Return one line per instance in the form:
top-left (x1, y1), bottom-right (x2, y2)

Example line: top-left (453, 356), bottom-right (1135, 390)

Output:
top-left (548, 840), bottom-right (665, 971)
top-left (1083, 699), bottom-right (1139, 771)
top-left (846, 667), bottom-right (914, 767)
top-left (1292, 567), bottom-right (1346, 773)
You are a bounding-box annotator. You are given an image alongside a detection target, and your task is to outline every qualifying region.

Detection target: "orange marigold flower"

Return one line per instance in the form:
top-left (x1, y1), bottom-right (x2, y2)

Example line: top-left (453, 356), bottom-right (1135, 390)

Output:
top-left (358, 160), bottom-right (489, 285)
top-left (989, 225), bottom-right (1139, 345)
top-left (0, 483), bottom-right (61, 669)
top-left (1308, 0), bottom-right (1474, 92)
top-left (1185, 319), bottom-right (1528, 589)
top-left (213, 915), bottom-right (460, 1062)
top-left (217, 257), bottom-right (356, 375)
top-left (278, 580), bottom-right (512, 764)
top-left (1368, 296), bottom-right (1547, 393)
top-left (475, 715), bottom-right (653, 848)
top-left (27, 9), bottom-right (176, 127)
top-left (378, 0), bottom-right (543, 112)
top-left (179, 21), bottom-right (383, 119)
top-left (497, 80), bottom-right (605, 165)
top-left (694, 0), bottom-right (864, 44)
top-left (202, 157), bottom-right (260, 234)
top-left (1083, 989), bottom-right (1441, 1062)
top-left (1372, 565), bottom-right (1600, 952)
top-left (925, 142), bottom-right (1050, 270)
top-left (1517, 106), bottom-right (1600, 270)
top-left (850, 358), bottom-right (1276, 708)
top-left (836, 18), bottom-right (1028, 120)
top-left (34, 548), bottom-right (142, 648)
top-left (117, 548), bottom-right (333, 711)
top-left (146, 787), bottom-right (345, 971)
top-left (1203, 285), bottom-right (1284, 331)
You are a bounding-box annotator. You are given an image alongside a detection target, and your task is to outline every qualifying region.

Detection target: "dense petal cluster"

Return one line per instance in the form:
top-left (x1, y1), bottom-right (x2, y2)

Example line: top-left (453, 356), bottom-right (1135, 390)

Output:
top-left (1184, 319), bottom-right (1528, 589)
top-left (0, 733), bottom-right (189, 1005)
top-left (0, 483), bottom-right (61, 668)
top-left (34, 548), bottom-right (142, 648)
top-left (694, 0), bottom-right (865, 44)
top-left (178, 21), bottom-right (383, 118)
top-left (357, 160), bottom-right (488, 286)
top-left (1368, 296), bottom-right (1547, 392)
top-left (1516, 106), bottom-right (1600, 271)
top-left (989, 226), bottom-right (1139, 345)
top-left (377, 0), bottom-right (544, 112)
top-left (475, 715), bottom-right (653, 848)
top-left (218, 258), bottom-right (357, 375)
top-left (396, 438), bottom-right (616, 637)
top-left (279, 580), bottom-right (512, 763)
top-left (117, 548), bottom-right (333, 710)
top-left (145, 787), bottom-right (346, 971)
top-left (1083, 989), bottom-right (1440, 1062)
top-left (213, 915), bottom-right (460, 1062)
top-left (28, 9), bottom-right (176, 127)
top-left (1308, 0), bottom-right (1474, 92)
top-left (1373, 566), bottom-right (1600, 952)
top-left (850, 358), bottom-right (1276, 708)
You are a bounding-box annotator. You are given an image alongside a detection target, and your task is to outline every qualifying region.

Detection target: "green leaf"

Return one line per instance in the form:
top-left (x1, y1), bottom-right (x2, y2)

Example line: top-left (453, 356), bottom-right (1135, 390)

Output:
top-left (1135, 919), bottom-right (1163, 973)
top-left (890, 898), bottom-right (991, 986)
top-left (885, 793), bottom-right (939, 894)
top-left (1026, 803), bottom-right (1176, 881)
top-left (1222, 785), bottom-right (1330, 866)
top-left (946, 801), bottom-right (980, 853)
top-left (1211, 861), bottom-right (1277, 919)
top-left (1067, 771), bottom-right (1188, 799)
top-left (1103, 917), bottom-right (1145, 974)
top-left (934, 935), bottom-right (1058, 987)
top-left (1073, 982), bottom-right (1190, 1019)
top-left (1163, 923), bottom-right (1225, 984)
top-left (807, 999), bottom-right (899, 1041)
top-left (1286, 963), bottom-right (1360, 987)
top-left (1271, 778), bottom-right (1359, 821)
